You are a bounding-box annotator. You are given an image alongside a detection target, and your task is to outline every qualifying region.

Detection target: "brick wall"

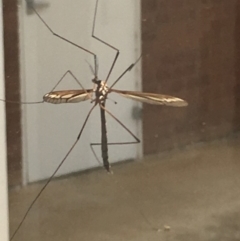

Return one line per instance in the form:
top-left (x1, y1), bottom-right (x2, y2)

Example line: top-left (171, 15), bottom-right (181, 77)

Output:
top-left (142, 0), bottom-right (240, 154)
top-left (3, 0), bottom-right (22, 186)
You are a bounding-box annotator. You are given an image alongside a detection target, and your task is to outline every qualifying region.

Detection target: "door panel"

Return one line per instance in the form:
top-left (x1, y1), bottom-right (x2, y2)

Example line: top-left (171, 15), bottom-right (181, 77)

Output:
top-left (20, 0), bottom-right (142, 183)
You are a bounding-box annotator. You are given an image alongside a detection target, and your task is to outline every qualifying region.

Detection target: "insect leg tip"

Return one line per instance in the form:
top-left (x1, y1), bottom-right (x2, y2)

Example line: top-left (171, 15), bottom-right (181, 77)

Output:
top-left (106, 166), bottom-right (113, 174)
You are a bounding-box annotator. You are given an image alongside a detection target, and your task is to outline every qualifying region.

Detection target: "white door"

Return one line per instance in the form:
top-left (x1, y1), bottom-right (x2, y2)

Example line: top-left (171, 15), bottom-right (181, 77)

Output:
top-left (19, 0), bottom-right (142, 183)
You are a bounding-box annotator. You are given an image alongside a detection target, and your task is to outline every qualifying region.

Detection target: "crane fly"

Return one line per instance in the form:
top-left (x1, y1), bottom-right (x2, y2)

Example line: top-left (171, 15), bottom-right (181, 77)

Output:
top-left (5, 0), bottom-right (188, 240)
top-left (43, 80), bottom-right (188, 173)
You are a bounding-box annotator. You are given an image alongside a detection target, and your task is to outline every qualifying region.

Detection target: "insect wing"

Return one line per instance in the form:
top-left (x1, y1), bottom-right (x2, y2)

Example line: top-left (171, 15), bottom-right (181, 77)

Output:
top-left (43, 89), bottom-right (93, 104)
top-left (110, 89), bottom-right (188, 107)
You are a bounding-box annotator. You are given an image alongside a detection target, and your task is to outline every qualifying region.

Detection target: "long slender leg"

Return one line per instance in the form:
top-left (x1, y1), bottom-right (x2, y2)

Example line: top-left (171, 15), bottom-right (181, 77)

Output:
top-left (90, 140), bottom-right (140, 170)
top-left (0, 70), bottom-right (90, 105)
top-left (50, 70), bottom-right (85, 92)
top-left (30, 5), bottom-right (97, 75)
top-left (92, 0), bottom-right (120, 82)
top-left (0, 98), bottom-right (43, 105)
top-left (109, 54), bottom-right (142, 89)
top-left (49, 70), bottom-right (92, 100)
top-left (89, 104), bottom-right (140, 169)
top-left (100, 104), bottom-right (141, 142)
top-left (97, 100), bottom-right (140, 172)
top-left (10, 104), bottom-right (96, 241)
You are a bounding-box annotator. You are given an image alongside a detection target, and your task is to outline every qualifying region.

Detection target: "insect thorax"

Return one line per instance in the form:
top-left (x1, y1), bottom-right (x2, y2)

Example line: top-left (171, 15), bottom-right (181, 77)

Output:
top-left (93, 80), bottom-right (109, 103)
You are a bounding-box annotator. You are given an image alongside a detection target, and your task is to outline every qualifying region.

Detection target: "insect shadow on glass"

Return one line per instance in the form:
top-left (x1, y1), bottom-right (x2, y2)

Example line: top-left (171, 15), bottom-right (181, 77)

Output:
top-left (3, 0), bottom-right (188, 240)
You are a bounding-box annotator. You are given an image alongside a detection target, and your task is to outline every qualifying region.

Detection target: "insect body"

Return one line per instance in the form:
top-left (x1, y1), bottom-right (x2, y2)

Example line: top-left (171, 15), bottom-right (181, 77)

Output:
top-left (43, 76), bottom-right (187, 173)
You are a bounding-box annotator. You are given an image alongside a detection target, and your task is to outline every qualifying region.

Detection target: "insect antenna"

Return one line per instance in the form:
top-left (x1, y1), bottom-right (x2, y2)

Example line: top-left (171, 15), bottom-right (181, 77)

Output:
top-left (85, 59), bottom-right (95, 75)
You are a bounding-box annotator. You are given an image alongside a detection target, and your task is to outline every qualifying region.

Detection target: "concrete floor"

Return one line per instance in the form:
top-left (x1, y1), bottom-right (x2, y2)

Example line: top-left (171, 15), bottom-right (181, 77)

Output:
top-left (9, 135), bottom-right (240, 241)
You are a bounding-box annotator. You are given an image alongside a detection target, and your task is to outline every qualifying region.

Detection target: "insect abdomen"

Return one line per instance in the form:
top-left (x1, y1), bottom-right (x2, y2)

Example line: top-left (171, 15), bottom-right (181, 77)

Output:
top-left (100, 103), bottom-right (110, 172)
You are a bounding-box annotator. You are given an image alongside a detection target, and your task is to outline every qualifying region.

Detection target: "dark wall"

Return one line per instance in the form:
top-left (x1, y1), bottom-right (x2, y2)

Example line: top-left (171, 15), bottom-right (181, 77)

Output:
top-left (3, 0), bottom-right (22, 186)
top-left (142, 0), bottom-right (240, 154)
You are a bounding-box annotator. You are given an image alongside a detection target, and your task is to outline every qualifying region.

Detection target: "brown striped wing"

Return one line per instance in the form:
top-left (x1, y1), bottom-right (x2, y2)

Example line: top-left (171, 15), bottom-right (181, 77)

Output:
top-left (110, 89), bottom-right (188, 107)
top-left (43, 89), bottom-right (93, 104)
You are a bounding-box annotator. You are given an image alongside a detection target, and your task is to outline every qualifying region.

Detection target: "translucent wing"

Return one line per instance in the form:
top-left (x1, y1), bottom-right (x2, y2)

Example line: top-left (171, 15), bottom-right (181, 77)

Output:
top-left (110, 89), bottom-right (188, 107)
top-left (43, 89), bottom-right (93, 104)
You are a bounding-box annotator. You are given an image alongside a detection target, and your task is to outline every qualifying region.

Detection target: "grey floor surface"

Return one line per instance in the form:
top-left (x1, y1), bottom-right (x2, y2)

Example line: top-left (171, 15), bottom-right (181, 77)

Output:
top-left (9, 136), bottom-right (240, 241)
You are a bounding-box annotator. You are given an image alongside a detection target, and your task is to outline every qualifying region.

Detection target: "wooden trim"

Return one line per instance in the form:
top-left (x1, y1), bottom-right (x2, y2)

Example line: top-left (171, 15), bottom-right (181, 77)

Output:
top-left (3, 0), bottom-right (22, 186)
